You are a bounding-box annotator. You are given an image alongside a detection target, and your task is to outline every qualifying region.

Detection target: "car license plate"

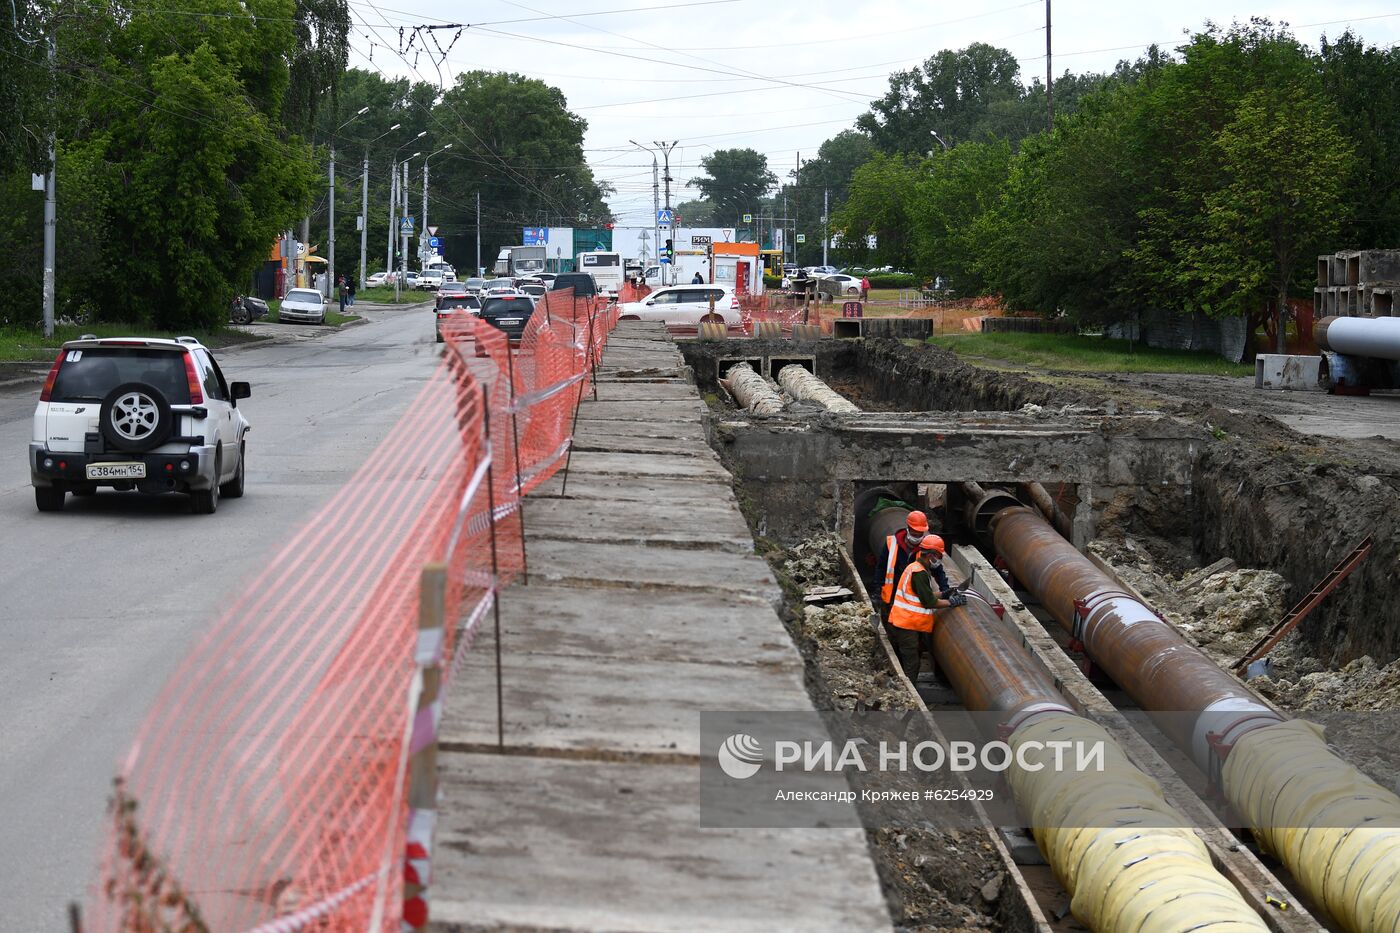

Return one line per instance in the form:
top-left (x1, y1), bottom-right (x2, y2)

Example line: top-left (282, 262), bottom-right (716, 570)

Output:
top-left (86, 462), bottom-right (146, 480)
top-left (497, 318), bottom-right (522, 325)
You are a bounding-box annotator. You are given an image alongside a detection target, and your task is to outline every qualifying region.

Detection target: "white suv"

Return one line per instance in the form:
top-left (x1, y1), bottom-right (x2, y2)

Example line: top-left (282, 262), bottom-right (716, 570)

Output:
top-left (30, 336), bottom-right (251, 514)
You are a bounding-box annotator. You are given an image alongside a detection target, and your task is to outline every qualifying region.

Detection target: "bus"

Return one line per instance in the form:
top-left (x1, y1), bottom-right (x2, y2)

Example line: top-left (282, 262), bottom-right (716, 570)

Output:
top-left (576, 251), bottom-right (624, 296)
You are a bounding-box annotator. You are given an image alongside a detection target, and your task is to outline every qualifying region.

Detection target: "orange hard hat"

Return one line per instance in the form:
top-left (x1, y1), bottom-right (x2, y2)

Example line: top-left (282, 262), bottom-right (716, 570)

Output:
top-left (905, 511), bottom-right (929, 533)
top-left (918, 534), bottom-right (945, 555)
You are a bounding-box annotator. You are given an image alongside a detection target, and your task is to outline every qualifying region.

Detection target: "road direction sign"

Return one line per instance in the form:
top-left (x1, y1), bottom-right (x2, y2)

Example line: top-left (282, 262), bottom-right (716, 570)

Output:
top-left (400, 216), bottom-right (415, 234)
top-left (428, 236), bottom-right (441, 248)
top-left (657, 208), bottom-right (675, 224)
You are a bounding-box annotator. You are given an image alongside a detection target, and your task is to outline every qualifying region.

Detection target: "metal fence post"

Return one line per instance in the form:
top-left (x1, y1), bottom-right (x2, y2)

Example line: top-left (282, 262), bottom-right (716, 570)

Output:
top-left (403, 563), bottom-right (446, 931)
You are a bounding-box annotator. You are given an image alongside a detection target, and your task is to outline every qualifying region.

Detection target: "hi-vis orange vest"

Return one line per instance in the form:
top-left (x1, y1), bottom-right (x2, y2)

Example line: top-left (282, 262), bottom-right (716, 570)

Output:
top-left (888, 560), bottom-right (937, 632)
top-left (881, 533), bottom-right (904, 604)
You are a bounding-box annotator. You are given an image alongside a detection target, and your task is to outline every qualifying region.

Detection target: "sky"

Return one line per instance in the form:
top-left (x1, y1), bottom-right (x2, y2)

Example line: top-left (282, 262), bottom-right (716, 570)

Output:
top-left (344, 0), bottom-right (1400, 226)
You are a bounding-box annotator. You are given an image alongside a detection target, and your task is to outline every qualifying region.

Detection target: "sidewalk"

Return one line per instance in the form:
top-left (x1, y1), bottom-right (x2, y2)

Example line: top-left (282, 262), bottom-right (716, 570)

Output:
top-left (431, 322), bottom-right (890, 931)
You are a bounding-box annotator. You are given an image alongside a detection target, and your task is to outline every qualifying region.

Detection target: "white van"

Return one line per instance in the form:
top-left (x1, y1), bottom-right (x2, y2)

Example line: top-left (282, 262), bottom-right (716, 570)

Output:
top-left (577, 251), bottom-right (624, 296)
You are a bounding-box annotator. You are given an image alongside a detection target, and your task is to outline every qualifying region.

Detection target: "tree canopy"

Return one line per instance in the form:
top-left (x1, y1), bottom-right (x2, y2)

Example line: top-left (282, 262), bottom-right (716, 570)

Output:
top-left (689, 148), bottom-right (776, 226)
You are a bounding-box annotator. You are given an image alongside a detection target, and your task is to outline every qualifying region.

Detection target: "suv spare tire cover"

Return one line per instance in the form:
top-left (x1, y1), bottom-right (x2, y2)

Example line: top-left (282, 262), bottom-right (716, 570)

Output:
top-left (99, 382), bottom-right (174, 452)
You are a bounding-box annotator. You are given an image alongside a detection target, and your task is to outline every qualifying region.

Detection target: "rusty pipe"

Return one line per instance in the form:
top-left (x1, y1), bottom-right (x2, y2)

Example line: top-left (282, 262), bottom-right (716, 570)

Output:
top-left (959, 482), bottom-right (1024, 551)
top-left (990, 507), bottom-right (1280, 771)
top-left (1020, 481), bottom-right (1073, 540)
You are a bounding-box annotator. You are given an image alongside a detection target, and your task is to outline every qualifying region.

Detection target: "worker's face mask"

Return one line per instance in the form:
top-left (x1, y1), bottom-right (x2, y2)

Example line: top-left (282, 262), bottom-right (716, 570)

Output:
top-left (906, 530), bottom-right (925, 545)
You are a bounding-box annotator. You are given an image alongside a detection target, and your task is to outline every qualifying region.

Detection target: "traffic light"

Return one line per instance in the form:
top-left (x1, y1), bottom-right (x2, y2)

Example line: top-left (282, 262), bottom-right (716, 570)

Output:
top-left (661, 238), bottom-right (673, 264)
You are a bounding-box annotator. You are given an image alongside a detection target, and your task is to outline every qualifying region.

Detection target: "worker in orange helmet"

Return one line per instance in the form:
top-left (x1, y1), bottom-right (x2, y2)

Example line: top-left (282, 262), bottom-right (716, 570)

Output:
top-left (886, 535), bottom-right (966, 682)
top-left (878, 511), bottom-right (954, 609)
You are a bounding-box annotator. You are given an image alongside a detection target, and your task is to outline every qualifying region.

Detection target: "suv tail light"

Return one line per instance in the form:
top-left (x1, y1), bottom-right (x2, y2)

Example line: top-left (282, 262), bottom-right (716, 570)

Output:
top-left (39, 350), bottom-right (64, 402)
top-left (183, 352), bottom-right (204, 404)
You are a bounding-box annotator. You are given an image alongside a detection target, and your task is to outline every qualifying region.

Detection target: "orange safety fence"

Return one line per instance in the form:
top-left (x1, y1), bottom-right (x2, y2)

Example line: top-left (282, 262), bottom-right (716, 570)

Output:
top-left (90, 294), bottom-right (618, 932)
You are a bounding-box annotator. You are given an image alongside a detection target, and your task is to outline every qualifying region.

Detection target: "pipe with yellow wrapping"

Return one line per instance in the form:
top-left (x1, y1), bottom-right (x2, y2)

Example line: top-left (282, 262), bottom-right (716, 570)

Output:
top-left (933, 591), bottom-right (1268, 931)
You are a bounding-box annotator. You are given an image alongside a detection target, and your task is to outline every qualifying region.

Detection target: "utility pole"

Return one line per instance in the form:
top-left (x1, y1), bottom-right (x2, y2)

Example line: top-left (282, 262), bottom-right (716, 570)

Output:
top-left (475, 191), bottom-right (481, 276)
top-left (387, 162), bottom-right (397, 282)
top-left (41, 35), bottom-right (56, 339)
top-left (328, 149), bottom-right (336, 293)
top-left (822, 187), bottom-right (829, 267)
top-left (1046, 0), bottom-right (1054, 131)
top-left (421, 159), bottom-right (428, 268)
top-left (401, 159), bottom-right (409, 290)
top-left (654, 140), bottom-right (677, 284)
top-left (359, 152), bottom-right (369, 288)
top-left (652, 155), bottom-right (660, 279)
top-left (794, 153), bottom-right (801, 267)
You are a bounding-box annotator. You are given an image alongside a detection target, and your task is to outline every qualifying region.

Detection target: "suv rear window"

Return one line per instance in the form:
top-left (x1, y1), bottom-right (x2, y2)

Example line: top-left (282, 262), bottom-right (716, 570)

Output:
top-left (50, 348), bottom-right (192, 404)
top-left (549, 274), bottom-right (596, 296)
top-left (436, 295), bottom-right (479, 310)
top-left (481, 298), bottom-right (534, 316)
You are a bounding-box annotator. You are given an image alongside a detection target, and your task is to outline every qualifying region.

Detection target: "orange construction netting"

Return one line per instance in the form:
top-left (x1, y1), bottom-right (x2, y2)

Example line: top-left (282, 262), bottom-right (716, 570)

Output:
top-left (90, 290), bottom-right (617, 932)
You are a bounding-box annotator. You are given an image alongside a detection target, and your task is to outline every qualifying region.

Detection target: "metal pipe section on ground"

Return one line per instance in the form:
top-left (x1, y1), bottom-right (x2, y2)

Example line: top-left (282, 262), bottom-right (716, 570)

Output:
top-left (932, 596), bottom-right (1267, 931)
top-left (721, 362), bottom-right (784, 415)
top-left (775, 364), bottom-right (860, 413)
top-left (992, 506), bottom-right (1400, 933)
top-left (1020, 481), bottom-right (1074, 540)
top-left (1314, 315), bottom-right (1400, 360)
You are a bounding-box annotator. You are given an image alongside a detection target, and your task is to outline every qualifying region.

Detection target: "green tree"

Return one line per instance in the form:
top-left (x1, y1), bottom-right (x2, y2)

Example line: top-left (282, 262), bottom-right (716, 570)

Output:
top-left (829, 153), bottom-right (922, 268)
top-left (674, 198), bottom-right (715, 226)
top-left (689, 148), bottom-right (776, 226)
top-left (1190, 84), bottom-right (1355, 351)
top-left (857, 43), bottom-right (1023, 153)
top-left (909, 139), bottom-right (1012, 295)
top-left (1318, 31), bottom-right (1400, 248)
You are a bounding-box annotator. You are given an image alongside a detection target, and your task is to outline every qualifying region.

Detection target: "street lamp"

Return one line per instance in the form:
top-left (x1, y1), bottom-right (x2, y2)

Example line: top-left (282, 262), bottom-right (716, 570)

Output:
top-left (388, 131), bottom-right (427, 288)
top-left (630, 141), bottom-right (661, 275)
top-left (929, 129), bottom-right (949, 151)
top-left (421, 143), bottom-right (453, 267)
top-left (360, 122), bottom-right (401, 286)
top-left (327, 106), bottom-right (370, 291)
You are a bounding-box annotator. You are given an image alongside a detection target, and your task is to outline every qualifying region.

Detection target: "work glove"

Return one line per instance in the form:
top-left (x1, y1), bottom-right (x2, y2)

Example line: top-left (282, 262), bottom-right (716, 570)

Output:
top-left (946, 592), bottom-right (967, 608)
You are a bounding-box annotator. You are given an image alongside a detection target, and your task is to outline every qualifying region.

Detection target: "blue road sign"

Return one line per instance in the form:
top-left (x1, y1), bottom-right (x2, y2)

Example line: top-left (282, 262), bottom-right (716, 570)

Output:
top-left (400, 216), bottom-right (414, 234)
top-left (657, 208), bottom-right (674, 225)
top-left (428, 236), bottom-right (441, 248)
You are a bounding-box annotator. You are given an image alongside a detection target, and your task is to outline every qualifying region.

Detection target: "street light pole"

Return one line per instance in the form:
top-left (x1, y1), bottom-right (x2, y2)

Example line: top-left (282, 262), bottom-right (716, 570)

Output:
top-left (630, 141), bottom-right (661, 285)
top-left (361, 122), bottom-right (400, 289)
top-left (41, 34), bottom-right (56, 339)
top-left (327, 106), bottom-right (368, 294)
top-left (475, 191), bottom-right (481, 276)
top-left (391, 132), bottom-right (427, 300)
top-left (653, 140), bottom-right (677, 284)
top-left (421, 143), bottom-right (453, 268)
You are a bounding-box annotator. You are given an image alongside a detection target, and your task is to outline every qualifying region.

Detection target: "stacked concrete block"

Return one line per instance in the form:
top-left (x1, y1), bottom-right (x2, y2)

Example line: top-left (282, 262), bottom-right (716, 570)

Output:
top-left (1317, 249), bottom-right (1400, 317)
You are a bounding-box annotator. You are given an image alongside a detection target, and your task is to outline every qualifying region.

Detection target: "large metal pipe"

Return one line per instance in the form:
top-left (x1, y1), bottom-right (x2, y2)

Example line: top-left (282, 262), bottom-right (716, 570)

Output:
top-left (775, 364), bottom-right (860, 413)
top-left (1314, 315), bottom-right (1400, 360)
top-left (991, 506), bottom-right (1280, 768)
top-left (721, 362), bottom-right (784, 415)
top-left (992, 506), bottom-right (1400, 933)
top-left (1020, 481), bottom-right (1073, 541)
top-left (959, 482), bottom-right (1024, 551)
top-left (926, 590), bottom-right (1267, 931)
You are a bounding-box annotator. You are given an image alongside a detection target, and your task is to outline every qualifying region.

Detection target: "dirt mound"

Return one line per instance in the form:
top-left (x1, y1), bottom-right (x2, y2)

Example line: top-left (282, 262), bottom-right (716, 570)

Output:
top-left (1255, 655), bottom-right (1400, 710)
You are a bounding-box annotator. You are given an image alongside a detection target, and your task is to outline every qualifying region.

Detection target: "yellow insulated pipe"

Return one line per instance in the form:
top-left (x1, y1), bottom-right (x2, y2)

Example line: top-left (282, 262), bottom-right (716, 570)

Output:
top-left (1223, 720), bottom-right (1400, 931)
top-left (1007, 713), bottom-right (1268, 932)
top-left (931, 592), bottom-right (1268, 931)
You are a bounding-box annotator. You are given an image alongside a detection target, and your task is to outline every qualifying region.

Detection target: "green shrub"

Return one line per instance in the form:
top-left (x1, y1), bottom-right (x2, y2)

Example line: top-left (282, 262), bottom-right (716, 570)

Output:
top-left (867, 273), bottom-right (918, 289)
top-left (763, 274), bottom-right (783, 289)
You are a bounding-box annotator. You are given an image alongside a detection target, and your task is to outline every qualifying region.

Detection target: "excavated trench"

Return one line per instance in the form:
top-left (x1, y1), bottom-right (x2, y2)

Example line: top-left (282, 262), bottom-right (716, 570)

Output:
top-left (676, 335), bottom-right (1400, 932)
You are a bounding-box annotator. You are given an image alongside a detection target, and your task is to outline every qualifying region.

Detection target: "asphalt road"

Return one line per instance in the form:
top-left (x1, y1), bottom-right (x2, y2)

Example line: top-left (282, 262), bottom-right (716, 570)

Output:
top-left (0, 301), bottom-right (438, 930)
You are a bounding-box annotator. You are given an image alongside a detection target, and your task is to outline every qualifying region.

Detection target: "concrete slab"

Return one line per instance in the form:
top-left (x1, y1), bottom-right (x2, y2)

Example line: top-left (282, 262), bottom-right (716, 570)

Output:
top-left (592, 381), bottom-right (700, 402)
top-left (525, 537), bottom-right (781, 600)
top-left (576, 400), bottom-right (706, 422)
top-left (525, 496), bottom-right (755, 550)
top-left (560, 449), bottom-right (728, 480)
top-left (444, 650), bottom-right (808, 755)
top-left (534, 471), bottom-right (733, 504)
top-left (431, 754), bottom-right (889, 933)
top-left (461, 580), bottom-right (800, 667)
top-left (573, 417), bottom-right (707, 441)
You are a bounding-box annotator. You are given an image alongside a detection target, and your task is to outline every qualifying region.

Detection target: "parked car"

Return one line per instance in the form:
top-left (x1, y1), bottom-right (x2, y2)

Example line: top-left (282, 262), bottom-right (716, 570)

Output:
top-left (617, 284), bottom-right (740, 329)
top-left (366, 271), bottom-right (390, 287)
top-left (280, 288), bottom-right (327, 324)
top-left (477, 295), bottom-right (536, 353)
top-left (549, 272), bottom-right (598, 299)
top-left (816, 273), bottom-right (863, 298)
top-left (435, 294), bottom-right (481, 343)
top-left (30, 335), bottom-right (251, 513)
top-left (229, 295), bottom-right (269, 325)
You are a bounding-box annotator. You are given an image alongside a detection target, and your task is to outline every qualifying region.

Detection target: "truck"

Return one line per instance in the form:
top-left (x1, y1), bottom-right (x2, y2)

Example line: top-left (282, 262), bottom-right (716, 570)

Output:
top-left (493, 245), bottom-right (547, 277)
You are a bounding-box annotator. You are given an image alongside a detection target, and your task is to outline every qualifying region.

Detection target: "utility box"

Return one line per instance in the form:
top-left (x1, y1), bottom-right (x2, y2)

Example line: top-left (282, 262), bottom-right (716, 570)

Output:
top-left (1254, 354), bottom-right (1325, 391)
